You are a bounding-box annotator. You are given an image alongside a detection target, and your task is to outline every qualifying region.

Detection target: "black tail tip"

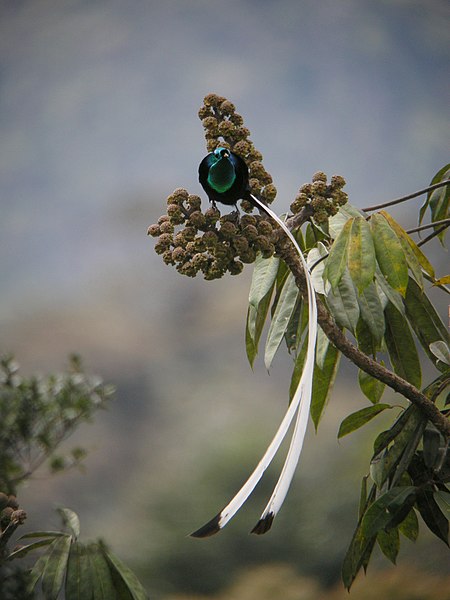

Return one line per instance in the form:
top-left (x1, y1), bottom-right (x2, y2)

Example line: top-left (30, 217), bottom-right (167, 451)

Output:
top-left (251, 513), bottom-right (275, 535)
top-left (190, 513), bottom-right (222, 538)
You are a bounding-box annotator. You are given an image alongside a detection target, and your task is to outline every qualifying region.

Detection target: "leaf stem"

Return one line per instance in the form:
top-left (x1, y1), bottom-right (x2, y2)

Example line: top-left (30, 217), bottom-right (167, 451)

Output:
top-left (361, 180), bottom-right (450, 212)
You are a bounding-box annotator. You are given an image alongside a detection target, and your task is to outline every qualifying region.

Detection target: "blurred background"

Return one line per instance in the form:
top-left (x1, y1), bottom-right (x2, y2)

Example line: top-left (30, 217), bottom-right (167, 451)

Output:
top-left (1, 0), bottom-right (449, 598)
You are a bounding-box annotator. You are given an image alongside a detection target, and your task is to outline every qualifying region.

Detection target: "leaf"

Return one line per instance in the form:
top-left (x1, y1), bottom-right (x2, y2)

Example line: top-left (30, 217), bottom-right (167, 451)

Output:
top-left (323, 218), bottom-right (353, 291)
top-left (57, 507), bottom-right (80, 540)
top-left (371, 213), bottom-right (409, 296)
top-left (416, 490), bottom-right (449, 546)
top-left (430, 341), bottom-right (450, 366)
top-left (7, 538), bottom-right (55, 560)
top-left (246, 254), bottom-right (280, 366)
top-left (348, 217), bottom-right (376, 293)
top-left (104, 548), bottom-right (148, 600)
top-left (377, 526), bottom-right (400, 564)
top-left (358, 368), bottom-right (386, 404)
top-left (88, 543), bottom-right (116, 600)
top-left (65, 541), bottom-right (93, 600)
top-left (404, 277), bottom-right (450, 370)
top-left (375, 267), bottom-right (405, 315)
top-left (41, 535), bottom-right (72, 600)
top-left (329, 203), bottom-right (365, 238)
top-left (380, 210), bottom-right (435, 285)
top-left (357, 282), bottom-right (385, 345)
top-left (27, 552), bottom-right (50, 594)
top-left (264, 273), bottom-right (299, 369)
top-left (398, 507), bottom-right (419, 541)
top-left (419, 164), bottom-right (450, 231)
top-left (384, 301), bottom-right (421, 388)
top-left (360, 486), bottom-right (417, 539)
top-left (434, 275), bottom-right (450, 286)
top-left (325, 269), bottom-right (360, 334)
top-left (434, 491), bottom-right (450, 520)
top-left (338, 404), bottom-right (392, 438)
top-left (20, 531), bottom-right (69, 540)
top-left (311, 341), bottom-right (340, 430)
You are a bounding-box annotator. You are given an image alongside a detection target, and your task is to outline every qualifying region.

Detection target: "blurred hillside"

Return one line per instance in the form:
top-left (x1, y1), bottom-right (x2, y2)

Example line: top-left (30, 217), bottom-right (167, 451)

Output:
top-left (1, 0), bottom-right (449, 597)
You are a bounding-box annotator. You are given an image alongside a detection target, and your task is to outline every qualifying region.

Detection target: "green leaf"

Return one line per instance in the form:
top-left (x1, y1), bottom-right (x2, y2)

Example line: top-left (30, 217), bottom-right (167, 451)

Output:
top-left (434, 491), bottom-right (450, 520)
top-left (264, 273), bottom-right (299, 369)
top-left (360, 486), bottom-right (416, 539)
top-left (404, 277), bottom-right (450, 371)
top-left (88, 543), bottom-right (116, 600)
top-left (8, 538), bottom-right (55, 560)
top-left (41, 535), bottom-right (72, 600)
top-left (416, 490), bottom-right (449, 546)
top-left (419, 164), bottom-right (450, 229)
top-left (323, 218), bottom-right (353, 290)
top-left (428, 175), bottom-right (450, 246)
top-left (398, 507), bottom-right (419, 541)
top-left (27, 552), bottom-right (50, 594)
top-left (384, 301), bottom-right (421, 388)
top-left (65, 541), bottom-right (93, 600)
top-left (338, 404), bottom-right (392, 439)
top-left (104, 548), bottom-right (148, 600)
top-left (375, 266), bottom-right (405, 315)
top-left (57, 507), bottom-right (80, 540)
top-left (371, 213), bottom-right (408, 296)
top-left (357, 282), bottom-right (385, 345)
top-left (329, 203), bottom-right (365, 238)
top-left (20, 531), bottom-right (69, 540)
top-left (311, 340), bottom-right (340, 429)
top-left (358, 368), bottom-right (386, 404)
top-left (342, 524), bottom-right (376, 590)
top-left (348, 217), bottom-right (376, 293)
top-left (325, 269), bottom-right (360, 334)
top-left (430, 341), bottom-right (450, 366)
top-left (307, 243), bottom-right (329, 295)
top-left (246, 254), bottom-right (280, 366)
top-left (377, 526), bottom-right (400, 564)
top-left (423, 425), bottom-right (441, 469)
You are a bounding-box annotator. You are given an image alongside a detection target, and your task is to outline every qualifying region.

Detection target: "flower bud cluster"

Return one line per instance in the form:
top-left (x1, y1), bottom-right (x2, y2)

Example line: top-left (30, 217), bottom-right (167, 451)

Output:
top-left (199, 93), bottom-right (276, 209)
top-left (290, 171), bottom-right (348, 225)
top-left (0, 493), bottom-right (26, 531)
top-left (148, 188), bottom-right (275, 279)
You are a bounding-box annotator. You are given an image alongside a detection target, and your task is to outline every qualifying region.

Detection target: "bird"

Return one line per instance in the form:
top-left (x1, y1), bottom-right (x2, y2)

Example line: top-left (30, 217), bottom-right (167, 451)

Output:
top-left (192, 147), bottom-right (318, 537)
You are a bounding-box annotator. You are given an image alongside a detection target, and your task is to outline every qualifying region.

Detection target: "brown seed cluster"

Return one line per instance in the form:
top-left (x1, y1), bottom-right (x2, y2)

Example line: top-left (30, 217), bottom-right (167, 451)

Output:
top-left (290, 172), bottom-right (348, 225)
top-left (148, 188), bottom-right (275, 279)
top-left (199, 93), bottom-right (276, 210)
top-left (0, 493), bottom-right (26, 531)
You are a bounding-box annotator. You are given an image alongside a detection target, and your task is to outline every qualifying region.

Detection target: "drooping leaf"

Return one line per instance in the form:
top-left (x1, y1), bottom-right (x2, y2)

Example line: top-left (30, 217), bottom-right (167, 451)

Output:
top-left (380, 210), bottom-right (435, 281)
top-left (429, 341), bottom-right (450, 366)
top-left (428, 169), bottom-right (450, 246)
top-left (434, 491), bottom-right (450, 521)
top-left (371, 213), bottom-right (409, 296)
top-left (398, 507), bottom-right (419, 541)
top-left (404, 277), bottom-right (450, 371)
top-left (88, 543), bottom-right (116, 600)
top-left (328, 203), bottom-right (365, 239)
top-left (357, 282), bottom-right (385, 345)
top-left (246, 254), bottom-right (280, 366)
top-left (377, 526), bottom-right (400, 564)
top-left (311, 340), bottom-right (340, 429)
top-left (325, 269), bottom-right (360, 334)
top-left (57, 507), bottom-right (80, 540)
top-left (375, 266), bottom-right (405, 315)
top-left (358, 368), bottom-right (386, 404)
top-left (434, 275), bottom-right (450, 286)
top-left (307, 243), bottom-right (329, 295)
top-left (419, 164), bottom-right (450, 233)
top-left (384, 301), bottom-right (421, 388)
top-left (284, 297), bottom-right (306, 354)
top-left (104, 548), bottom-right (148, 600)
top-left (264, 272), bottom-right (299, 369)
top-left (7, 537), bottom-right (55, 560)
top-left (27, 552), bottom-right (50, 594)
top-left (416, 490), bottom-right (449, 546)
top-left (360, 486), bottom-right (417, 539)
top-left (41, 534), bottom-right (72, 600)
top-left (65, 541), bottom-right (93, 600)
top-left (338, 404), bottom-right (392, 439)
top-left (348, 216), bottom-right (376, 293)
top-left (323, 218), bottom-right (353, 291)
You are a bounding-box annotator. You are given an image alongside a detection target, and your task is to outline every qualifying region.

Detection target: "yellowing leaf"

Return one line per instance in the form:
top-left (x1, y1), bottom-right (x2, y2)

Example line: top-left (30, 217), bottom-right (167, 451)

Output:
top-left (371, 213), bottom-right (408, 296)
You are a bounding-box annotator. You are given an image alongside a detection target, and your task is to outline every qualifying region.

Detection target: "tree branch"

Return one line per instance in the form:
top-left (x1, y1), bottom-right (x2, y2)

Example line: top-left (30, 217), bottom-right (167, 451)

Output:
top-left (277, 241), bottom-right (450, 438)
top-left (361, 179), bottom-right (450, 212)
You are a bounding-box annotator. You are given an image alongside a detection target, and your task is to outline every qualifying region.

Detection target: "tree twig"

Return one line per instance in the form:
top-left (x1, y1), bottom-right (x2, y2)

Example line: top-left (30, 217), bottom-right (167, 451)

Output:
top-left (406, 218), bottom-right (450, 234)
top-left (362, 179), bottom-right (450, 212)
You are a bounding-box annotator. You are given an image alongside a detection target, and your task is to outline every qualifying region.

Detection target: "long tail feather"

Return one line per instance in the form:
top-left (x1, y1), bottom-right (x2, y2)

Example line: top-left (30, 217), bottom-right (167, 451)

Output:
top-left (191, 195), bottom-right (318, 537)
